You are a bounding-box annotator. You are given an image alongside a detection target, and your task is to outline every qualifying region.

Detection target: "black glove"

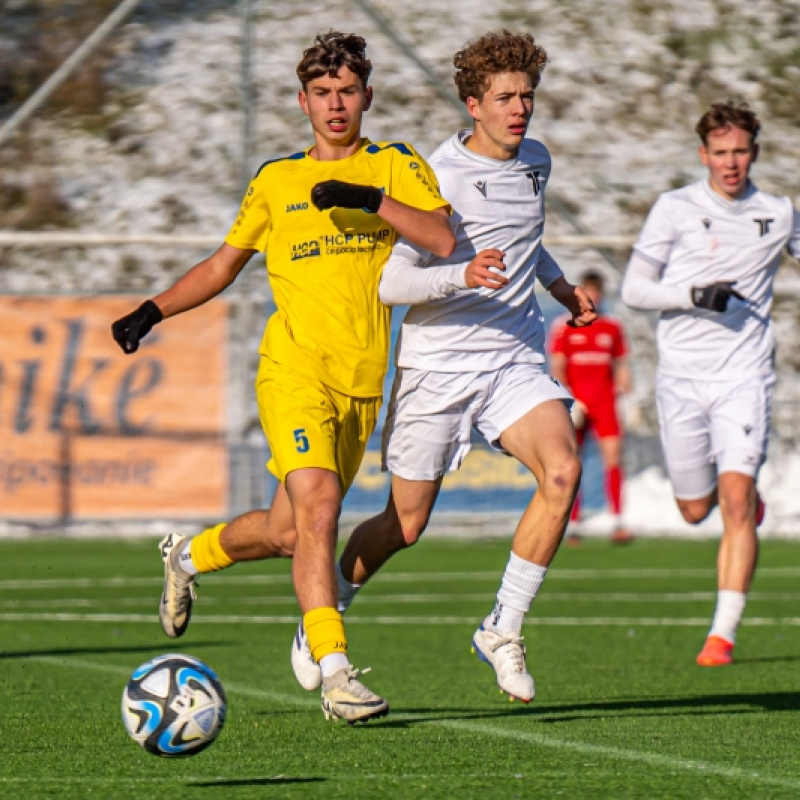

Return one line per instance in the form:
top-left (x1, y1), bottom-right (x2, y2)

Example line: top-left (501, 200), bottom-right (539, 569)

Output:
top-left (691, 281), bottom-right (745, 312)
top-left (112, 299), bottom-right (163, 353)
top-left (311, 180), bottom-right (383, 213)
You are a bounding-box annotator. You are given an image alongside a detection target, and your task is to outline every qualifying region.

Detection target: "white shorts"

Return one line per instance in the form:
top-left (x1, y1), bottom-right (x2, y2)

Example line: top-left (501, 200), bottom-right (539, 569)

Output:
top-left (382, 363), bottom-right (573, 481)
top-left (655, 373), bottom-right (774, 500)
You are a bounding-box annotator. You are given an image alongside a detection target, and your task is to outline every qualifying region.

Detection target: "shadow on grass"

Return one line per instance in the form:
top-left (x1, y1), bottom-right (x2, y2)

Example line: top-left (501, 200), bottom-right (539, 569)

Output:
top-left (735, 654), bottom-right (800, 665)
top-left (378, 691), bottom-right (800, 727)
top-left (0, 641), bottom-right (234, 660)
top-left (192, 777), bottom-right (325, 788)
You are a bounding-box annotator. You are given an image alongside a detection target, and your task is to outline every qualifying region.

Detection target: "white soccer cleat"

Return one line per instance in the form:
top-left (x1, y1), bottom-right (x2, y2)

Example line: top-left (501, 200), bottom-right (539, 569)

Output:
top-left (158, 533), bottom-right (197, 639)
top-left (471, 625), bottom-right (535, 703)
top-left (321, 665), bottom-right (389, 724)
top-left (290, 621), bottom-right (322, 691)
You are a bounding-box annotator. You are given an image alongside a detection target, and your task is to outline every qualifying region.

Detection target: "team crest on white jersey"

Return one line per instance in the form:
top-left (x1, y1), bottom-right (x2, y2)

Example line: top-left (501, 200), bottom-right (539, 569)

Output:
top-left (754, 218), bottom-right (774, 236)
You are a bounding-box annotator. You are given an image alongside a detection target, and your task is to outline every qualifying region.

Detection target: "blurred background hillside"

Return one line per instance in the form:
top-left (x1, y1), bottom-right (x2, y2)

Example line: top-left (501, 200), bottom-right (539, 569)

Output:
top-left (1, 0), bottom-right (800, 534)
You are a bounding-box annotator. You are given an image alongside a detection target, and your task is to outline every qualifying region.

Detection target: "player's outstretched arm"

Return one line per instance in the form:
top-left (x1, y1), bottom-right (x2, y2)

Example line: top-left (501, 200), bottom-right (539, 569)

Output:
top-left (311, 179), bottom-right (455, 258)
top-left (111, 243), bottom-right (256, 354)
top-left (548, 276), bottom-right (597, 328)
top-left (379, 244), bottom-right (468, 306)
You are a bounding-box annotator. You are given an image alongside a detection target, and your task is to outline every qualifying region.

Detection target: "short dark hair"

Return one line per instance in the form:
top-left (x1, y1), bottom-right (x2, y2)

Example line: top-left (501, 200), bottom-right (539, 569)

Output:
top-left (453, 30), bottom-right (548, 103)
top-left (580, 269), bottom-right (605, 292)
top-left (695, 101), bottom-right (760, 145)
top-left (296, 31), bottom-right (372, 88)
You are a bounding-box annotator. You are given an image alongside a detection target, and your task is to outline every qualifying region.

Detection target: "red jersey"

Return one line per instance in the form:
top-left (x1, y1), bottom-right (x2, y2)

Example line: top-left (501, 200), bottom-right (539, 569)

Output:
top-left (549, 314), bottom-right (628, 407)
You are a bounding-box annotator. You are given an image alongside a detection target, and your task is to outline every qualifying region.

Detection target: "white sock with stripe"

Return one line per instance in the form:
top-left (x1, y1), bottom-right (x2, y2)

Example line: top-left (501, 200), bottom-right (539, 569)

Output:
top-left (484, 552), bottom-right (547, 636)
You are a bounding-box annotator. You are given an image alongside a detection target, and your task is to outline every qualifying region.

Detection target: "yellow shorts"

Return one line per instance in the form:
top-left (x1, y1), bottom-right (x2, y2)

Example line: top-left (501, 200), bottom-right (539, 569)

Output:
top-left (256, 357), bottom-right (381, 494)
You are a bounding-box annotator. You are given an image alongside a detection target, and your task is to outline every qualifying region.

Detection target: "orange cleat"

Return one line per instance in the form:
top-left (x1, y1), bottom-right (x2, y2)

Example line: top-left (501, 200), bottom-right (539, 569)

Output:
top-left (696, 635), bottom-right (734, 667)
top-left (610, 527), bottom-right (634, 545)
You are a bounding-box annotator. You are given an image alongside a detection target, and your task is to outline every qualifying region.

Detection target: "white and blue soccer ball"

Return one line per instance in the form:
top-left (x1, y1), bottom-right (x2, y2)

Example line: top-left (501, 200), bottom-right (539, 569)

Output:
top-left (121, 654), bottom-right (227, 757)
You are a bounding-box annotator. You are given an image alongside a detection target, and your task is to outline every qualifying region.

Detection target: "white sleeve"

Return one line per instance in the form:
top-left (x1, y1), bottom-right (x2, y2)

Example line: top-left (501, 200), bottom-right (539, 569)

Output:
top-left (536, 246), bottom-right (564, 290)
top-left (621, 251), bottom-right (694, 311)
top-left (378, 240), bottom-right (468, 306)
top-left (633, 194), bottom-right (678, 267)
top-left (788, 206), bottom-right (800, 261)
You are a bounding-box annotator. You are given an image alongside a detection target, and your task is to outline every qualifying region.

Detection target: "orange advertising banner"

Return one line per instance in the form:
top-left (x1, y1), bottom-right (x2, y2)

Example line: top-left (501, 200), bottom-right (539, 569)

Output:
top-left (0, 296), bottom-right (228, 519)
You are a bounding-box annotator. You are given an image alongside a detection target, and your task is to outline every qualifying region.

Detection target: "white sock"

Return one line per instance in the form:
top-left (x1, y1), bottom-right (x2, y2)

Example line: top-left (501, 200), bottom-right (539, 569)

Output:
top-left (336, 561), bottom-right (362, 613)
top-left (320, 652), bottom-right (350, 678)
top-left (484, 552), bottom-right (547, 636)
top-left (709, 589), bottom-right (747, 644)
top-left (180, 541), bottom-right (198, 575)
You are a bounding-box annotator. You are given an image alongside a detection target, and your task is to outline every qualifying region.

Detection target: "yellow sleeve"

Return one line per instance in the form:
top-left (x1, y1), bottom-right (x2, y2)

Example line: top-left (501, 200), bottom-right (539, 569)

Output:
top-left (225, 173), bottom-right (272, 252)
top-left (388, 143), bottom-right (450, 213)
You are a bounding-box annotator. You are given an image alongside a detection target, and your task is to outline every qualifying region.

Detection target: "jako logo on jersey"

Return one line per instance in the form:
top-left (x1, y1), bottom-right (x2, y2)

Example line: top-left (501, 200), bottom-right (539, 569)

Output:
top-left (290, 240), bottom-right (320, 260)
top-left (702, 218), bottom-right (712, 229)
top-left (754, 218), bottom-right (774, 236)
top-left (286, 202), bottom-right (309, 213)
top-left (526, 171), bottom-right (541, 195)
top-left (474, 181), bottom-right (487, 197)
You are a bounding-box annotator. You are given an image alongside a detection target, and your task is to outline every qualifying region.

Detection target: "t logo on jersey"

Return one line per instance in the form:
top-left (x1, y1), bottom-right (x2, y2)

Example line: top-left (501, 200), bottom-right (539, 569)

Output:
top-left (474, 180), bottom-right (487, 197)
top-left (754, 218), bottom-right (774, 237)
top-left (526, 171), bottom-right (541, 196)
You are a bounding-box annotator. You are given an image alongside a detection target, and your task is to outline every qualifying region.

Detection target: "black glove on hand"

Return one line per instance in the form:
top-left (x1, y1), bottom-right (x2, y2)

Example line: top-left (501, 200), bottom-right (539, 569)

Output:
top-left (311, 180), bottom-right (383, 213)
top-left (691, 281), bottom-right (745, 312)
top-left (112, 299), bottom-right (163, 353)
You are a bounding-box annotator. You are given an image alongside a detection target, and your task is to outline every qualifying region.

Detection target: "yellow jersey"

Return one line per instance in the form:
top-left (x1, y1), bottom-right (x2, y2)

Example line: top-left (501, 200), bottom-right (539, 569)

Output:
top-left (225, 138), bottom-right (448, 397)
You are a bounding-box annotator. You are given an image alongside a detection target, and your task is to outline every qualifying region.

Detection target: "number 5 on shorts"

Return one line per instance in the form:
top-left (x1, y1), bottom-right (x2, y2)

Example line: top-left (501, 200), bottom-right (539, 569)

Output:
top-left (293, 428), bottom-right (310, 453)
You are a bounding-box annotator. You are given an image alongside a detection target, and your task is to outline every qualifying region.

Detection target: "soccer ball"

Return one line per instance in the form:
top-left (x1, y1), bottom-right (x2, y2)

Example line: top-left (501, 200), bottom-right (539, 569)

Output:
top-left (121, 654), bottom-right (227, 757)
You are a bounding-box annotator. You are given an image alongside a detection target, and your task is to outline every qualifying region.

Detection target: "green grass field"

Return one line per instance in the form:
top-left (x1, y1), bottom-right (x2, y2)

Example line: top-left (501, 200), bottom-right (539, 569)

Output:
top-left (2, 535), bottom-right (800, 799)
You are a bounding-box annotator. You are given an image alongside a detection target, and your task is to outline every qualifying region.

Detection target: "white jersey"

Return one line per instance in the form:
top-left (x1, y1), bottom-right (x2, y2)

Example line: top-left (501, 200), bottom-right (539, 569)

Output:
top-left (382, 131), bottom-right (563, 372)
top-left (630, 179), bottom-right (800, 380)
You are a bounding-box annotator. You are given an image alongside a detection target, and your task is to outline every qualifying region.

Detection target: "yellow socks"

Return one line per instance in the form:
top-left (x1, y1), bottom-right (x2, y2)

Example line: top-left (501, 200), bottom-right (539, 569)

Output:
top-left (188, 523), bottom-right (234, 573)
top-left (303, 607), bottom-right (347, 662)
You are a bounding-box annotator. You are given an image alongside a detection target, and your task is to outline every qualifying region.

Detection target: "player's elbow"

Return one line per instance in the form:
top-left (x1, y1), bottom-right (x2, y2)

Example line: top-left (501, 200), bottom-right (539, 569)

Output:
top-left (378, 278), bottom-right (402, 307)
top-left (428, 221), bottom-right (457, 258)
top-left (619, 275), bottom-right (640, 309)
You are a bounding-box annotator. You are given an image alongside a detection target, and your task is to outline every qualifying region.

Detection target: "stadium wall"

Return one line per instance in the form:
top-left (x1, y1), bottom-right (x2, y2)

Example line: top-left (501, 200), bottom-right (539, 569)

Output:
top-left (2, 235), bottom-right (800, 540)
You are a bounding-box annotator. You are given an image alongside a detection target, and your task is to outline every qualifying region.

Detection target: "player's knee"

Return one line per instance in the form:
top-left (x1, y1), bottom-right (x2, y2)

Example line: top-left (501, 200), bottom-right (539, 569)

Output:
top-left (546, 452), bottom-right (583, 497)
top-left (676, 498), bottom-right (712, 525)
top-left (390, 507), bottom-right (429, 548)
top-left (399, 514), bottom-right (428, 547)
top-left (273, 527), bottom-right (297, 558)
top-left (294, 497), bottom-right (340, 538)
top-left (719, 490), bottom-right (755, 527)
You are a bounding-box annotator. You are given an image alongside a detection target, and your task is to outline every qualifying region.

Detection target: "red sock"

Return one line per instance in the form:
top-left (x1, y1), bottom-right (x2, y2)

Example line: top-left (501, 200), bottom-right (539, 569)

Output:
top-left (606, 466), bottom-right (623, 515)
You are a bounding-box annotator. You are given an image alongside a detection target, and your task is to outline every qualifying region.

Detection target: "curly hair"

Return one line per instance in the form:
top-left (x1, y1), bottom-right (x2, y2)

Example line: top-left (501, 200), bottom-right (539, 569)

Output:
top-left (296, 31), bottom-right (372, 88)
top-left (696, 101), bottom-right (760, 145)
top-left (453, 31), bottom-right (548, 102)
